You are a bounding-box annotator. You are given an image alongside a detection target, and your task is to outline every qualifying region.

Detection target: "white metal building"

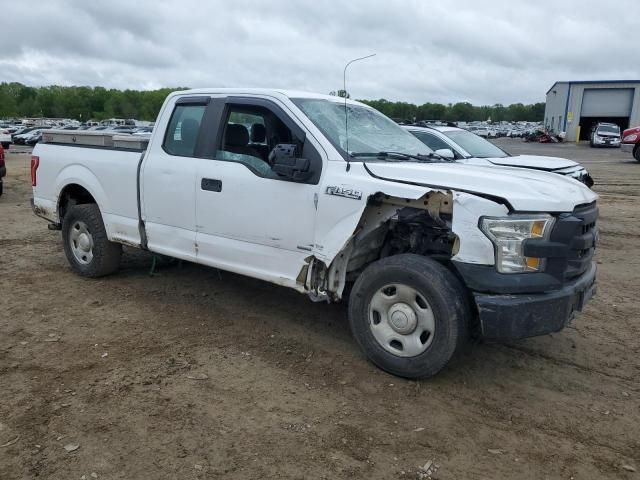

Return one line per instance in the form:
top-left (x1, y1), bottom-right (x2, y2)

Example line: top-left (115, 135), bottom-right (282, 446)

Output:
top-left (544, 80), bottom-right (640, 141)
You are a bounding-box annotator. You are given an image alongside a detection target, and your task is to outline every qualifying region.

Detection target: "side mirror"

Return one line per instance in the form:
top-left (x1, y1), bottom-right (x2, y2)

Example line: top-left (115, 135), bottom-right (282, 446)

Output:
top-left (269, 143), bottom-right (312, 181)
top-left (434, 148), bottom-right (455, 160)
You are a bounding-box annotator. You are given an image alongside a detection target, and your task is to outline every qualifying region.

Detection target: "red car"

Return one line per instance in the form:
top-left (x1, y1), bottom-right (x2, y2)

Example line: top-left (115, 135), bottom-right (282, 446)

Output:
top-left (621, 126), bottom-right (640, 162)
top-left (0, 143), bottom-right (5, 196)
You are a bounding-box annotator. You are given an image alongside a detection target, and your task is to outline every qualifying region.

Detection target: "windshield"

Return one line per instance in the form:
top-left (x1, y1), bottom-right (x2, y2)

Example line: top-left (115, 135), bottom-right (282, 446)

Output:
top-left (292, 98), bottom-right (433, 159)
top-left (597, 125), bottom-right (620, 134)
top-left (443, 129), bottom-right (508, 158)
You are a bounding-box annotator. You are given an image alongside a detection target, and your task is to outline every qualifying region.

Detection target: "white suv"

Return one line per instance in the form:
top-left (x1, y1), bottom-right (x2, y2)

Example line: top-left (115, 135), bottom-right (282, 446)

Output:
top-left (404, 124), bottom-right (593, 187)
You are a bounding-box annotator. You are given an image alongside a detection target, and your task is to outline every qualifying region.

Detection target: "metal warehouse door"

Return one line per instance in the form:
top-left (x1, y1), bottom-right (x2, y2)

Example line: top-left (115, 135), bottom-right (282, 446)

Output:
top-left (580, 88), bottom-right (634, 117)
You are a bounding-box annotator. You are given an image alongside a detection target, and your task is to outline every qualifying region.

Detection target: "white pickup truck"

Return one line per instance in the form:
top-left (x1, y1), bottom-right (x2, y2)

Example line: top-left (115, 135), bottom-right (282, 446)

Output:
top-left (32, 89), bottom-right (598, 379)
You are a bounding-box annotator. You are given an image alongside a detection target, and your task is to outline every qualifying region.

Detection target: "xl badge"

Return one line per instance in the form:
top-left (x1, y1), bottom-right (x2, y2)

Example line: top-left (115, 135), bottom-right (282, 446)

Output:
top-left (325, 185), bottom-right (362, 200)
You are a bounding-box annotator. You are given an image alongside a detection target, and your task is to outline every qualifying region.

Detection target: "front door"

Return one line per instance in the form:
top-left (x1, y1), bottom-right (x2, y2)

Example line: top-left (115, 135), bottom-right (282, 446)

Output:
top-left (195, 96), bottom-right (324, 288)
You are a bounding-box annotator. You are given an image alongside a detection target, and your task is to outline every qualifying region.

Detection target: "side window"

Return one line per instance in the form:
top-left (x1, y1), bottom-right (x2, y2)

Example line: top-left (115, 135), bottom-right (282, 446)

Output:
top-left (413, 132), bottom-right (453, 152)
top-left (163, 104), bottom-right (206, 157)
top-left (217, 105), bottom-right (296, 178)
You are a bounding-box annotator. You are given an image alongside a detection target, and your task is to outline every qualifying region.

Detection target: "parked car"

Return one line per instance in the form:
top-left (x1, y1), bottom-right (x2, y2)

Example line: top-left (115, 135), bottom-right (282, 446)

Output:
top-left (0, 128), bottom-right (11, 148)
top-left (404, 125), bottom-right (594, 187)
top-left (590, 123), bottom-right (621, 148)
top-left (472, 127), bottom-right (490, 138)
top-left (25, 130), bottom-right (43, 146)
top-left (31, 89), bottom-right (598, 379)
top-left (621, 125), bottom-right (640, 162)
top-left (132, 126), bottom-right (153, 136)
top-left (14, 128), bottom-right (44, 145)
top-left (0, 143), bottom-right (5, 196)
top-left (11, 127), bottom-right (37, 142)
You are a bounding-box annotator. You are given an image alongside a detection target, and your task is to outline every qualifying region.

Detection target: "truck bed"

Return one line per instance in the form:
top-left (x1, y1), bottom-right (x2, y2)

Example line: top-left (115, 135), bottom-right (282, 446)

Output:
top-left (32, 132), bottom-right (146, 247)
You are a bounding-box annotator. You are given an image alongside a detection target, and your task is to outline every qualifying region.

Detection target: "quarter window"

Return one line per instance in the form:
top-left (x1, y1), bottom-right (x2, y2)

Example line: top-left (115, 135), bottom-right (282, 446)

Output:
top-left (163, 104), bottom-right (206, 157)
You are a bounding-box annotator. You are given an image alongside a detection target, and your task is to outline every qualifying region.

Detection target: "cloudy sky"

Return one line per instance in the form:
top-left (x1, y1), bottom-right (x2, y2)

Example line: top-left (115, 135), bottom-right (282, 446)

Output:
top-left (0, 0), bottom-right (637, 105)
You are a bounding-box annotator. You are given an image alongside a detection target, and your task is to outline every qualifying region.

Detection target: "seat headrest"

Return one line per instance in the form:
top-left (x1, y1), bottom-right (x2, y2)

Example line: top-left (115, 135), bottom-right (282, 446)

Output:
top-left (251, 123), bottom-right (266, 143)
top-left (225, 124), bottom-right (249, 147)
top-left (180, 118), bottom-right (200, 145)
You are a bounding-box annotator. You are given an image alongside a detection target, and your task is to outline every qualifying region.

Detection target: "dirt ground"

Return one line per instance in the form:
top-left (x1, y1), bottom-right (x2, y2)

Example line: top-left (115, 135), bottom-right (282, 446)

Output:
top-left (1, 140), bottom-right (639, 480)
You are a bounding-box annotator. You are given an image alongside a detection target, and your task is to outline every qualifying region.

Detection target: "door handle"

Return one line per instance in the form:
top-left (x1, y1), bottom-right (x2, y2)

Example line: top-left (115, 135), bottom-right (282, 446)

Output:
top-left (201, 178), bottom-right (222, 192)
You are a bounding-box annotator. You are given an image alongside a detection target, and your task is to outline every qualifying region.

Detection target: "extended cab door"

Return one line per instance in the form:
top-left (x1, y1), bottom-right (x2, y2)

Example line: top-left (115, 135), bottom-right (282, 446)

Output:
top-left (194, 96), bottom-right (324, 288)
top-left (141, 96), bottom-right (210, 260)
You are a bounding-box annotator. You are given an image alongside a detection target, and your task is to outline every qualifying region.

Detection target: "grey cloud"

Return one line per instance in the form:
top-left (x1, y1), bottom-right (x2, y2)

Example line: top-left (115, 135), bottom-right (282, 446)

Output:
top-left (0, 0), bottom-right (636, 105)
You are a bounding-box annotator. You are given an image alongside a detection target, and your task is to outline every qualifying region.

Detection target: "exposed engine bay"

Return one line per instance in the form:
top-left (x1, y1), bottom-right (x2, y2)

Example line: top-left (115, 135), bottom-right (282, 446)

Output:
top-left (306, 191), bottom-right (457, 301)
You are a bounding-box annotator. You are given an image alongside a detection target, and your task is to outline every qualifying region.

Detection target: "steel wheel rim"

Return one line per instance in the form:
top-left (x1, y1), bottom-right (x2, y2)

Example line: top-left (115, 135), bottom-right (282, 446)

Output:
top-left (368, 283), bottom-right (435, 357)
top-left (69, 220), bottom-right (94, 265)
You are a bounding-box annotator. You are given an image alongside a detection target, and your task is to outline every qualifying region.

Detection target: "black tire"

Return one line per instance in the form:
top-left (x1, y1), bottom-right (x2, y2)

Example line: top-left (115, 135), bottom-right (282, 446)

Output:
top-left (62, 204), bottom-right (121, 277)
top-left (634, 145), bottom-right (640, 162)
top-left (2, 142), bottom-right (9, 149)
top-left (0, 181), bottom-right (3, 196)
top-left (348, 254), bottom-right (470, 379)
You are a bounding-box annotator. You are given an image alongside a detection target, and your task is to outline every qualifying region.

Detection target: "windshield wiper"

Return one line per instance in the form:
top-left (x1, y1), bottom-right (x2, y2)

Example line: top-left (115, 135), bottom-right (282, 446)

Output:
top-left (350, 151), bottom-right (451, 162)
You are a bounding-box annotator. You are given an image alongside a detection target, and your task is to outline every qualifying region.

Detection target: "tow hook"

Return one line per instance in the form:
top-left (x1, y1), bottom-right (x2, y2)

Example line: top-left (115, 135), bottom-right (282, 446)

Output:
top-left (48, 223), bottom-right (62, 231)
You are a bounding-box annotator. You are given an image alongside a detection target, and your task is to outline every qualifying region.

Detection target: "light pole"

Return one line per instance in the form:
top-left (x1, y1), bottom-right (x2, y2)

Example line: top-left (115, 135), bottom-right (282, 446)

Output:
top-left (343, 54), bottom-right (376, 159)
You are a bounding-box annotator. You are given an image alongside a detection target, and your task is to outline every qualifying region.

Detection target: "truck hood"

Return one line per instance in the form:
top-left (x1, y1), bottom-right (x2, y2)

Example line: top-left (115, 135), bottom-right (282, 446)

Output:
top-left (364, 161), bottom-right (597, 212)
top-left (480, 155), bottom-right (578, 171)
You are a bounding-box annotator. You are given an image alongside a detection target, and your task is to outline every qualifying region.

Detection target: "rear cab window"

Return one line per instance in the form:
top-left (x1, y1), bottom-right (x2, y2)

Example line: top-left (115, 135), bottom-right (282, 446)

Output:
top-left (163, 104), bottom-right (206, 157)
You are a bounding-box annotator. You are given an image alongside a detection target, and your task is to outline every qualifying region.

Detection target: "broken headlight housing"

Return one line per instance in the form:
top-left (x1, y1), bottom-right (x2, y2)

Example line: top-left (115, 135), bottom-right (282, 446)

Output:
top-left (480, 215), bottom-right (555, 273)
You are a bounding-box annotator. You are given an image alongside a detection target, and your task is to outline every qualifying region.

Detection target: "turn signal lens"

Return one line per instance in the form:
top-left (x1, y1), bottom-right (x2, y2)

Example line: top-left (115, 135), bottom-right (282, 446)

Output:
top-left (531, 220), bottom-right (546, 237)
top-left (525, 256), bottom-right (541, 270)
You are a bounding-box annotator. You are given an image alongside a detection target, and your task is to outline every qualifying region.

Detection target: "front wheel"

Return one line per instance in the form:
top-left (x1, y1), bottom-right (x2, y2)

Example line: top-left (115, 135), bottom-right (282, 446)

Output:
top-left (634, 145), bottom-right (640, 162)
top-left (62, 204), bottom-right (121, 277)
top-left (348, 254), bottom-right (470, 379)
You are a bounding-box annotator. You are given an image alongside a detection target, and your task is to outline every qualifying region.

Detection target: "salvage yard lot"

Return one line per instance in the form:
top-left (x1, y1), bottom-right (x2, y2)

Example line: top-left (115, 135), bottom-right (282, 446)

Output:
top-left (1, 140), bottom-right (639, 479)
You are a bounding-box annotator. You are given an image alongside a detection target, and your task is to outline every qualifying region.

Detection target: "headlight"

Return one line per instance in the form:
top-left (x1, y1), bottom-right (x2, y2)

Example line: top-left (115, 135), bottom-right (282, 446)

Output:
top-left (480, 215), bottom-right (555, 273)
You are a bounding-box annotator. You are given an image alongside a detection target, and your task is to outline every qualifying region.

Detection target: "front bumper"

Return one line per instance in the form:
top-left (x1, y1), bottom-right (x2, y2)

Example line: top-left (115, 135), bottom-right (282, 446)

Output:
top-left (593, 137), bottom-right (621, 147)
top-left (472, 262), bottom-right (596, 340)
top-left (621, 143), bottom-right (635, 154)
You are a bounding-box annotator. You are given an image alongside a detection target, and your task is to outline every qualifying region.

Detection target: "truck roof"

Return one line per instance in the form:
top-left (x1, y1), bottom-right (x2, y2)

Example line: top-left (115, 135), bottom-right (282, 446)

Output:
top-left (172, 88), bottom-right (366, 106)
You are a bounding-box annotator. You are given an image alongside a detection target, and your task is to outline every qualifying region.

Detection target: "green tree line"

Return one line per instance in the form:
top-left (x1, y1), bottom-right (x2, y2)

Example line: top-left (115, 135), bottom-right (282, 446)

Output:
top-left (0, 82), bottom-right (545, 122)
top-left (359, 99), bottom-right (545, 123)
top-left (0, 82), bottom-right (185, 121)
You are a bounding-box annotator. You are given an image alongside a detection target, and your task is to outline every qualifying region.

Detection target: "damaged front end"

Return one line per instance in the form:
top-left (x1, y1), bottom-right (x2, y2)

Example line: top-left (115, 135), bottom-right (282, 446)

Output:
top-left (305, 190), bottom-right (466, 302)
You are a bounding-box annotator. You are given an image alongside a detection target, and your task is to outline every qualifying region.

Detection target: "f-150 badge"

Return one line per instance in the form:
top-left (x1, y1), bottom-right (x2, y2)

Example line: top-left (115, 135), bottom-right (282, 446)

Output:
top-left (325, 186), bottom-right (362, 200)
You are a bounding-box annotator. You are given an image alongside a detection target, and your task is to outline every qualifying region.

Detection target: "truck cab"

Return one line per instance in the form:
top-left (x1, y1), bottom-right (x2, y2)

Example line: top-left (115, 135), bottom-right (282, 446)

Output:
top-left (31, 89), bottom-right (599, 379)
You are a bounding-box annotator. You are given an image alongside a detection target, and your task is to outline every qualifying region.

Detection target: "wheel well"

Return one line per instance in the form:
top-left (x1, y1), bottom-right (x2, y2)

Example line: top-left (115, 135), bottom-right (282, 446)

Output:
top-left (320, 191), bottom-right (459, 301)
top-left (58, 184), bottom-right (96, 220)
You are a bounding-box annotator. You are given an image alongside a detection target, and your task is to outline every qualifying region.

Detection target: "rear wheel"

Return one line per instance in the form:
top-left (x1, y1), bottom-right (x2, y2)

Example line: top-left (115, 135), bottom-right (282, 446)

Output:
top-left (348, 254), bottom-right (470, 379)
top-left (62, 204), bottom-right (121, 277)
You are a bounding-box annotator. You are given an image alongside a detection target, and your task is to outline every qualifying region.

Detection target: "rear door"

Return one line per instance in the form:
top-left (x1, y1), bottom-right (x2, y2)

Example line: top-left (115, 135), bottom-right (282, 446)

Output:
top-left (194, 96), bottom-right (324, 288)
top-left (141, 96), bottom-right (209, 261)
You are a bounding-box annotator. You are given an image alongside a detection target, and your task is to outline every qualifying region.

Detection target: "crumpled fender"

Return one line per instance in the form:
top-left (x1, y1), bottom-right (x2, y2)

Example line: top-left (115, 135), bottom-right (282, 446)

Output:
top-left (450, 191), bottom-right (508, 265)
top-left (313, 162), bottom-right (505, 268)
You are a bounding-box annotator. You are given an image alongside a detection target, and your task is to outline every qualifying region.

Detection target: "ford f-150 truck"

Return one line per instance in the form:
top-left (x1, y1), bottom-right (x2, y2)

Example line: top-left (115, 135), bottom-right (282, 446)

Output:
top-left (622, 125), bottom-right (640, 162)
top-left (31, 89), bottom-right (598, 379)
